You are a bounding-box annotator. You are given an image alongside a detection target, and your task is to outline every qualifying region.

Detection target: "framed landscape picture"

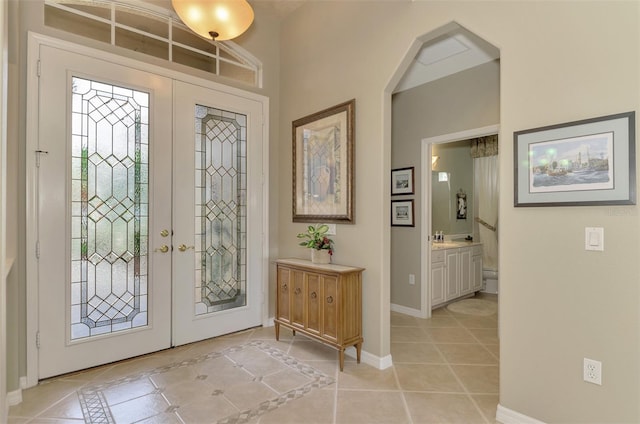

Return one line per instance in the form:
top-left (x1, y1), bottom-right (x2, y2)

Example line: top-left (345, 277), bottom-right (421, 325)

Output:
top-left (514, 111), bottom-right (636, 206)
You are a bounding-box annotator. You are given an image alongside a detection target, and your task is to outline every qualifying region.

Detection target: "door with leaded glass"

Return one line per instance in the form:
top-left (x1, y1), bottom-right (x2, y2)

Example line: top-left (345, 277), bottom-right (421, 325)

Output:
top-left (36, 44), bottom-right (265, 379)
top-left (171, 81), bottom-right (263, 345)
top-left (37, 46), bottom-right (173, 378)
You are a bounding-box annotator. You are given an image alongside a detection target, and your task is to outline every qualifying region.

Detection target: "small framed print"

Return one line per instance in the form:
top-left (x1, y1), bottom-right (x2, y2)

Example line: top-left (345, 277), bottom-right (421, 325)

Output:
top-left (391, 200), bottom-right (414, 227)
top-left (391, 167), bottom-right (414, 195)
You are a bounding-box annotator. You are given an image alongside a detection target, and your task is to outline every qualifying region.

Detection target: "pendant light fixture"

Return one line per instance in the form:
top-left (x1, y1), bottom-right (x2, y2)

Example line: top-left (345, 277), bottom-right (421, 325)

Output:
top-left (171, 0), bottom-right (254, 41)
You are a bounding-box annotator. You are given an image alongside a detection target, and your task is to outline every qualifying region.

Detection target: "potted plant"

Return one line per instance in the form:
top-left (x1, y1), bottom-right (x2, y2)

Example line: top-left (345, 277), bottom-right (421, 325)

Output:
top-left (297, 224), bottom-right (334, 264)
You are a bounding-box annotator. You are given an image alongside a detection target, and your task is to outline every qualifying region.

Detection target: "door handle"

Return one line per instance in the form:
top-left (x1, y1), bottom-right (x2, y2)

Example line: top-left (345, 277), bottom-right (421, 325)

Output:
top-left (154, 245), bottom-right (169, 253)
top-left (177, 244), bottom-right (195, 252)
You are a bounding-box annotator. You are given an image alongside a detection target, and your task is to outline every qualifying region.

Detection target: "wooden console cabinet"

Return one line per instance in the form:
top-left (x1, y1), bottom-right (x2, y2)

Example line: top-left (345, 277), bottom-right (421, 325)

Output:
top-left (275, 258), bottom-right (364, 371)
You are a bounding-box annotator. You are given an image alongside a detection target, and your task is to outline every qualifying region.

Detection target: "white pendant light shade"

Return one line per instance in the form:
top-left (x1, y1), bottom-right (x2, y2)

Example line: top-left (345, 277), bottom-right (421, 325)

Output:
top-left (172, 0), bottom-right (254, 41)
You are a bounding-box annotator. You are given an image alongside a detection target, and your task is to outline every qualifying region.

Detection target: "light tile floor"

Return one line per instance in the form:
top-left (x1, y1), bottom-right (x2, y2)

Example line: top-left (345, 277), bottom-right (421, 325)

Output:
top-left (9, 294), bottom-right (499, 424)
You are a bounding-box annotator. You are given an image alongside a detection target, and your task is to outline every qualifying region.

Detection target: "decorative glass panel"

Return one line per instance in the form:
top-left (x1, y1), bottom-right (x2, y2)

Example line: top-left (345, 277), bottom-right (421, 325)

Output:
top-left (70, 76), bottom-right (149, 340)
top-left (194, 105), bottom-right (247, 316)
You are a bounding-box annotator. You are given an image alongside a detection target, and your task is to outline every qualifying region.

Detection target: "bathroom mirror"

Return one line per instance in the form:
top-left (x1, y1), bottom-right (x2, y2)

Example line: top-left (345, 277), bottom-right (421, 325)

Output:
top-left (431, 140), bottom-right (473, 237)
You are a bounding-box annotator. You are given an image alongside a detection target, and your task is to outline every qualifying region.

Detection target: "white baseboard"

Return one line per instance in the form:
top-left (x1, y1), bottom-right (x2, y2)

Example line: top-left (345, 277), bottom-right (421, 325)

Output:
top-left (390, 303), bottom-right (426, 318)
top-left (263, 317), bottom-right (275, 327)
top-left (496, 404), bottom-right (546, 424)
top-left (6, 388), bottom-right (21, 407)
top-left (344, 346), bottom-right (393, 370)
top-left (20, 376), bottom-right (27, 389)
top-left (267, 316), bottom-right (394, 370)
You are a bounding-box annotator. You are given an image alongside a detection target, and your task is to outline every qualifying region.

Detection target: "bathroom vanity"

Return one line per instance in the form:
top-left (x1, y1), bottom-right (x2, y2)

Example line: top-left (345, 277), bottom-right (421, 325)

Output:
top-left (431, 242), bottom-right (483, 307)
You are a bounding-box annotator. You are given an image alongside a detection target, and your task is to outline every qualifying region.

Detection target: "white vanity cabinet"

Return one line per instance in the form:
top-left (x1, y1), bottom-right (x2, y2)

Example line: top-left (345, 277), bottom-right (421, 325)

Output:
top-left (431, 243), bottom-right (483, 308)
top-left (431, 250), bottom-right (446, 305)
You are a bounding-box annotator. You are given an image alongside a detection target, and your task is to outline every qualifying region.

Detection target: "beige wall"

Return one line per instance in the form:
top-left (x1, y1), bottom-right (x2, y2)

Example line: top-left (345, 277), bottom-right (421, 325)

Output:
top-left (391, 61), bottom-right (499, 310)
top-left (279, 1), bottom-right (639, 422)
top-left (1, 0), bottom-right (7, 418)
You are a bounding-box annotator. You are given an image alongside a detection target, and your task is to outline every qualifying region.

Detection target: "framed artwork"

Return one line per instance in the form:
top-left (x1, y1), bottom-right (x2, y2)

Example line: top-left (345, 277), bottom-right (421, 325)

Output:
top-left (292, 99), bottom-right (355, 223)
top-left (391, 167), bottom-right (414, 195)
top-left (391, 200), bottom-right (414, 227)
top-left (456, 189), bottom-right (467, 219)
top-left (514, 111), bottom-right (636, 206)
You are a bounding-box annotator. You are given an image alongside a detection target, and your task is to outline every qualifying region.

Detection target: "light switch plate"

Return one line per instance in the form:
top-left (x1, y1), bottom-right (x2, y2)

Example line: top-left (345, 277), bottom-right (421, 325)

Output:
top-left (325, 224), bottom-right (337, 235)
top-left (585, 227), bottom-right (604, 251)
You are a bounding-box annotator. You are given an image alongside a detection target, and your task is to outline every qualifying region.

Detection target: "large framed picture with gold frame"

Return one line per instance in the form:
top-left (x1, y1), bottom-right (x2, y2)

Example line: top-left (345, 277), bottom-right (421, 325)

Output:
top-left (292, 99), bottom-right (355, 223)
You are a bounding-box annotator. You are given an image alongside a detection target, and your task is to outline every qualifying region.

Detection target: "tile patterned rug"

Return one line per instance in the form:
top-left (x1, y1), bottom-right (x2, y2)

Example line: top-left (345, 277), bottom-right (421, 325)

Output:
top-left (78, 340), bottom-right (335, 424)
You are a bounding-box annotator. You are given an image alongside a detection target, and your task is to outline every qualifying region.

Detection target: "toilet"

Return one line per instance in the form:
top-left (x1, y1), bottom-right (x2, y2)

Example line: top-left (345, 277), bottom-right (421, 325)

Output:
top-left (482, 268), bottom-right (499, 294)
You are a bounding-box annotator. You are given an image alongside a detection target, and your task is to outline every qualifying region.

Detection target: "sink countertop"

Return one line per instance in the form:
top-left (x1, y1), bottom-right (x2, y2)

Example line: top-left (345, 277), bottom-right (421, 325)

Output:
top-left (431, 240), bottom-right (482, 250)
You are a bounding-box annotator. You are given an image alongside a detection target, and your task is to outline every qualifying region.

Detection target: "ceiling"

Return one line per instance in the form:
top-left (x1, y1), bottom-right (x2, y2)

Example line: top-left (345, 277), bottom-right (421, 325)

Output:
top-left (249, 4), bottom-right (499, 92)
top-left (394, 26), bottom-right (500, 93)
top-left (141, 1), bottom-right (498, 92)
top-left (141, 0), bottom-right (305, 20)
top-left (250, 0), bottom-right (305, 18)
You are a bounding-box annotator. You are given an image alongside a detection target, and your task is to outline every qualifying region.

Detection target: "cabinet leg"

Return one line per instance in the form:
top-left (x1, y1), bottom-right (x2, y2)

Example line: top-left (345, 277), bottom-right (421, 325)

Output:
top-left (275, 322), bottom-right (280, 341)
top-left (339, 349), bottom-right (345, 372)
top-left (356, 342), bottom-right (362, 364)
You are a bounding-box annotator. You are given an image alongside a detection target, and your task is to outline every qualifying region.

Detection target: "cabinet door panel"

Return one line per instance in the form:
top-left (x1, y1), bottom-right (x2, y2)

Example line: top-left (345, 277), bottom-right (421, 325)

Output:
top-left (445, 250), bottom-right (459, 300)
top-left (322, 275), bottom-right (338, 342)
top-left (431, 262), bottom-right (446, 306)
top-left (307, 273), bottom-right (321, 335)
top-left (472, 254), bottom-right (483, 291)
top-left (291, 270), bottom-right (305, 329)
top-left (277, 268), bottom-right (291, 323)
top-left (460, 248), bottom-right (472, 295)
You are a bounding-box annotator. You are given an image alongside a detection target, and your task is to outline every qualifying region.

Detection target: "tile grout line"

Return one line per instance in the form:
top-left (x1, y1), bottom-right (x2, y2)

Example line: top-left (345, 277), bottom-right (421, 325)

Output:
top-left (391, 363), bottom-right (414, 424)
top-left (75, 339), bottom-right (335, 424)
top-left (332, 361), bottom-right (338, 424)
top-left (443, 306), bottom-right (497, 424)
top-left (21, 381), bottom-right (95, 423)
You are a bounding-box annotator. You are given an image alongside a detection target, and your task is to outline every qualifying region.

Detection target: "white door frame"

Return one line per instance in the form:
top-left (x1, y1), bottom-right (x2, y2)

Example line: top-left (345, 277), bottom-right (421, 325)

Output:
top-left (25, 32), bottom-right (270, 387)
top-left (420, 124), bottom-right (499, 318)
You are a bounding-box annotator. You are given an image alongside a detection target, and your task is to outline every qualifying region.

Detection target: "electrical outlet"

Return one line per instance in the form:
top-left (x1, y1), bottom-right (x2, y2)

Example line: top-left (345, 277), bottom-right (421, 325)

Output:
top-left (583, 358), bottom-right (602, 385)
top-left (409, 274), bottom-right (415, 285)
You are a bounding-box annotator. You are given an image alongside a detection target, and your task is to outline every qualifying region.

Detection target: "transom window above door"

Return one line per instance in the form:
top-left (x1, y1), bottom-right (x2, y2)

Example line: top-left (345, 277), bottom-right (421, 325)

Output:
top-left (44, 0), bottom-right (262, 87)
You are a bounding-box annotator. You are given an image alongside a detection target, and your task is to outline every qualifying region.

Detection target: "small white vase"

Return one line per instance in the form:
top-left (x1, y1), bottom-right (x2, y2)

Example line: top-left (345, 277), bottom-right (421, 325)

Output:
top-left (311, 249), bottom-right (331, 264)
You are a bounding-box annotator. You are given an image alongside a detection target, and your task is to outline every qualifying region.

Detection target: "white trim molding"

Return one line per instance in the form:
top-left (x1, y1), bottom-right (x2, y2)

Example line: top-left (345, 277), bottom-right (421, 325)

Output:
top-left (496, 404), bottom-right (546, 424)
top-left (420, 124), bottom-right (500, 319)
top-left (266, 314), bottom-right (393, 371)
top-left (345, 348), bottom-right (393, 370)
top-left (390, 303), bottom-right (426, 318)
top-left (6, 388), bottom-right (21, 407)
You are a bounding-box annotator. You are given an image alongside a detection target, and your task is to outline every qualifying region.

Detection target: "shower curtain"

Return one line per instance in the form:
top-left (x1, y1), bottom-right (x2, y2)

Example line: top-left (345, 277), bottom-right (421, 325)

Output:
top-left (471, 136), bottom-right (499, 270)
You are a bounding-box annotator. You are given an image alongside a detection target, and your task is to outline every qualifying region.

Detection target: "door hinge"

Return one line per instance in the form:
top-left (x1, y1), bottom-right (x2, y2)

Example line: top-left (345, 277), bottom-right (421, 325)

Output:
top-left (35, 240), bottom-right (40, 259)
top-left (36, 331), bottom-right (41, 349)
top-left (35, 150), bottom-right (49, 168)
top-left (37, 59), bottom-right (41, 77)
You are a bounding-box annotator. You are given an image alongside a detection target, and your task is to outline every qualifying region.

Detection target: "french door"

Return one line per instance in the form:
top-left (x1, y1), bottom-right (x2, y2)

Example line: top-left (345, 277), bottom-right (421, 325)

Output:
top-left (171, 81), bottom-right (264, 345)
top-left (35, 44), bottom-right (264, 379)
